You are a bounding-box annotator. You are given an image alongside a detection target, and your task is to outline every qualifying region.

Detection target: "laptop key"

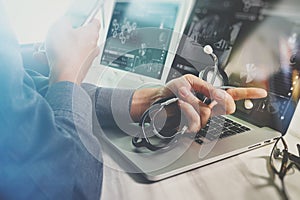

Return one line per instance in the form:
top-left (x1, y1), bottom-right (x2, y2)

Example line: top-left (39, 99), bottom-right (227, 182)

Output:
top-left (220, 130), bottom-right (236, 138)
top-left (194, 116), bottom-right (251, 142)
top-left (240, 126), bottom-right (251, 131)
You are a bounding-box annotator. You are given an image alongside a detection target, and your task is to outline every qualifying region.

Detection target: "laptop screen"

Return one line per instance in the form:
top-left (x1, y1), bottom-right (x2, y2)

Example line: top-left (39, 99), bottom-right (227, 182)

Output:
top-left (167, 0), bottom-right (299, 134)
top-left (166, 0), bottom-right (267, 81)
top-left (227, 16), bottom-right (300, 135)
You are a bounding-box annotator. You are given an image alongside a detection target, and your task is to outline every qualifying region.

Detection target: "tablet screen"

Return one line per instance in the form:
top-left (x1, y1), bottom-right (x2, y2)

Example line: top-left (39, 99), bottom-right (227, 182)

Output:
top-left (100, 1), bottom-right (179, 79)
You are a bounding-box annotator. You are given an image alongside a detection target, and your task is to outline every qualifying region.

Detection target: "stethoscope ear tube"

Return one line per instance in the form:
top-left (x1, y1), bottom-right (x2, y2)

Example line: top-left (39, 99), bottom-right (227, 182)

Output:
top-left (132, 96), bottom-right (187, 151)
top-left (132, 135), bottom-right (175, 151)
top-left (199, 45), bottom-right (229, 87)
top-left (132, 136), bottom-right (145, 148)
top-left (132, 136), bottom-right (163, 151)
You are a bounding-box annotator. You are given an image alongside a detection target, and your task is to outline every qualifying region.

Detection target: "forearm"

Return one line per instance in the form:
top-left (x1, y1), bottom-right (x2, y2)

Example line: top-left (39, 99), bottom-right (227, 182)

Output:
top-left (82, 84), bottom-right (135, 127)
top-left (83, 85), bottom-right (163, 127)
top-left (130, 87), bottom-right (163, 122)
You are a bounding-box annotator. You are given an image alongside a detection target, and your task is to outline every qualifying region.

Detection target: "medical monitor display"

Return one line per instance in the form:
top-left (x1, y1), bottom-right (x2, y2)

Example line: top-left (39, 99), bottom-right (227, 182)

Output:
top-left (100, 2), bottom-right (179, 79)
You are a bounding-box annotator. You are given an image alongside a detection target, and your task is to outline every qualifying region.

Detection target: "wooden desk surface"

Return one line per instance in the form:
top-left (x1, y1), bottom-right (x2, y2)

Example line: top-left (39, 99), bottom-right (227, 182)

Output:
top-left (100, 106), bottom-right (300, 200)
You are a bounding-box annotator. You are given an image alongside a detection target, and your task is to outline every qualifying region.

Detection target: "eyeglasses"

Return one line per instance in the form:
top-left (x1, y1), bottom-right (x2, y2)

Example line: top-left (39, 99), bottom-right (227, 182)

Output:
top-left (269, 137), bottom-right (300, 199)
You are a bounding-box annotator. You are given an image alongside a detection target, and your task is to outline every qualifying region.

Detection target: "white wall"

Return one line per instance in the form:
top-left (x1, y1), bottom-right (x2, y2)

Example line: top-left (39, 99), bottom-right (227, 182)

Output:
top-left (3, 0), bottom-right (70, 44)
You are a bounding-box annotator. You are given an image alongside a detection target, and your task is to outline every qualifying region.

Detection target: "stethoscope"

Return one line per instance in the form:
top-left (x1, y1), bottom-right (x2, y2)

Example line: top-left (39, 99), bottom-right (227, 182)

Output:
top-left (132, 97), bottom-right (188, 151)
top-left (132, 45), bottom-right (235, 151)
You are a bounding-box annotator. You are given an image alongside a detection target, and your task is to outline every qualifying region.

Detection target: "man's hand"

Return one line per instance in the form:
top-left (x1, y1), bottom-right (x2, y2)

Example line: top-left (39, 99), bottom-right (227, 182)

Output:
top-left (131, 74), bottom-right (267, 133)
top-left (45, 17), bottom-right (100, 85)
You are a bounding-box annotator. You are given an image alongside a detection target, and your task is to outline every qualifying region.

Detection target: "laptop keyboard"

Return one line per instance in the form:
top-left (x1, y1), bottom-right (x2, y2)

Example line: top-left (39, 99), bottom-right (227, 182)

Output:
top-left (194, 116), bottom-right (251, 144)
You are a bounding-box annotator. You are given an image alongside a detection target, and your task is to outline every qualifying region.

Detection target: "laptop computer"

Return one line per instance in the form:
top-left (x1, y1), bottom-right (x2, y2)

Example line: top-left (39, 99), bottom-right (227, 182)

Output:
top-left (90, 0), bottom-right (300, 181)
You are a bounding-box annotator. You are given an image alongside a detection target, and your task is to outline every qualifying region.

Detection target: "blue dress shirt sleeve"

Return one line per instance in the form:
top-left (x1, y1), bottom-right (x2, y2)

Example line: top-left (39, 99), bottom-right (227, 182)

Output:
top-left (0, 2), bottom-right (103, 199)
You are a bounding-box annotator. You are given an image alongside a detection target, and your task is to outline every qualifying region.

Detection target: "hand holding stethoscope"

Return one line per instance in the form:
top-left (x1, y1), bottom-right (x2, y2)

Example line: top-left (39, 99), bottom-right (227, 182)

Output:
top-left (132, 45), bottom-right (236, 151)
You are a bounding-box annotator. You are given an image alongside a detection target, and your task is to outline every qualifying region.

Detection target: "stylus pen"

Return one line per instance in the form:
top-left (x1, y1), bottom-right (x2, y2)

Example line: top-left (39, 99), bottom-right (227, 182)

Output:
top-left (84, 0), bottom-right (105, 29)
top-left (100, 3), bottom-right (105, 29)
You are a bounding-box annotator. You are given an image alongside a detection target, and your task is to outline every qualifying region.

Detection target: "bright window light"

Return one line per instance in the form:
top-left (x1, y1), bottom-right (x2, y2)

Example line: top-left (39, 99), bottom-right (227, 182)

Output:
top-left (3, 0), bottom-right (70, 44)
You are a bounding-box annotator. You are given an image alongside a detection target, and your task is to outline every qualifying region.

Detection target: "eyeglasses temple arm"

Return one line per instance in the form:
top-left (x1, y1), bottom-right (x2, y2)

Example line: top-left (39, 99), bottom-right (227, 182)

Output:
top-left (287, 152), bottom-right (300, 168)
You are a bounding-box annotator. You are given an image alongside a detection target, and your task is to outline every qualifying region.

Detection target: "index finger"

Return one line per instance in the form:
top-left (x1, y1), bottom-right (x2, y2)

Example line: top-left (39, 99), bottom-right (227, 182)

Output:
top-left (226, 88), bottom-right (267, 101)
top-left (183, 74), bottom-right (215, 98)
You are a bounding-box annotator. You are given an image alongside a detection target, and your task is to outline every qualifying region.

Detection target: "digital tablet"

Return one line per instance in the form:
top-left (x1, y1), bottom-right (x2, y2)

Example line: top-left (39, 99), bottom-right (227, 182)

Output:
top-left (85, 0), bottom-right (195, 88)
